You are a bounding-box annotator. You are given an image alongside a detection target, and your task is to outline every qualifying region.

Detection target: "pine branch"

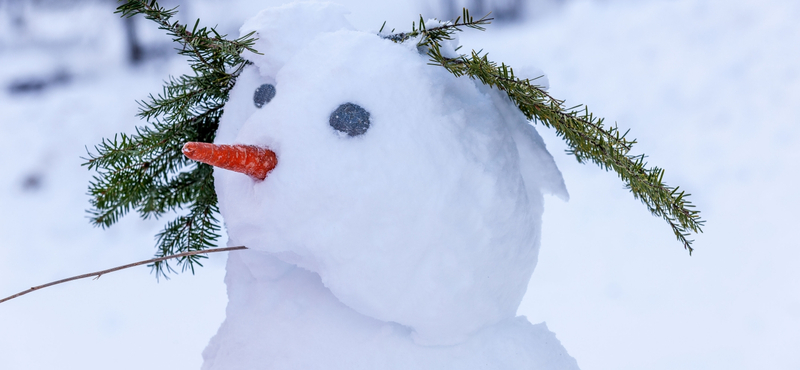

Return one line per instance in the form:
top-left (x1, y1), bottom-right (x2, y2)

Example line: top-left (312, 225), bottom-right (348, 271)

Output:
top-left (386, 9), bottom-right (704, 252)
top-left (0, 246), bottom-right (248, 305)
top-left (86, 2), bottom-right (703, 288)
top-left (84, 0), bottom-right (258, 277)
top-left (379, 11), bottom-right (492, 42)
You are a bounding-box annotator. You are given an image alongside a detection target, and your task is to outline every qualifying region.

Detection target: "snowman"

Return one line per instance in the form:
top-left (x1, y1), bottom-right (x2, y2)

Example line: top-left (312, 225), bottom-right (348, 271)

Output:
top-left (185, 2), bottom-right (579, 369)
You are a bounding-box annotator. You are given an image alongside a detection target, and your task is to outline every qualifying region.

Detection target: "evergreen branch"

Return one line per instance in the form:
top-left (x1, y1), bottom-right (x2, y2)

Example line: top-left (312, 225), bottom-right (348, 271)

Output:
top-left (85, 1), bottom-right (704, 289)
top-left (84, 0), bottom-right (257, 277)
top-left (0, 246), bottom-right (248, 305)
top-left (115, 1), bottom-right (259, 66)
top-left (386, 8), bottom-right (704, 252)
top-left (380, 9), bottom-right (492, 43)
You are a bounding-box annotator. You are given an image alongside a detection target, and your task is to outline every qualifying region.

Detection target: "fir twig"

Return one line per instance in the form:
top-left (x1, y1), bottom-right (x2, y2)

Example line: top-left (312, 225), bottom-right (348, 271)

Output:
top-left (385, 9), bottom-right (704, 252)
top-left (84, 0), bottom-right (258, 278)
top-left (87, 2), bottom-right (703, 288)
top-left (379, 10), bottom-right (492, 42)
top-left (0, 246), bottom-right (248, 305)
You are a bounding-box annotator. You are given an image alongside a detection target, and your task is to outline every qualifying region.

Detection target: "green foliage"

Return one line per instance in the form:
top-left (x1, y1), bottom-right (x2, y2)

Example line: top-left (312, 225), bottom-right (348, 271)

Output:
top-left (84, 0), bottom-right (258, 277)
top-left (87, 3), bottom-right (703, 281)
top-left (384, 9), bottom-right (704, 252)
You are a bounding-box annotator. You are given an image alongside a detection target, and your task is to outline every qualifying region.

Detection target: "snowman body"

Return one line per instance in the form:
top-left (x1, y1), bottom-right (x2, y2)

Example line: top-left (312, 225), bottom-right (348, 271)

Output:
top-left (203, 2), bottom-right (576, 368)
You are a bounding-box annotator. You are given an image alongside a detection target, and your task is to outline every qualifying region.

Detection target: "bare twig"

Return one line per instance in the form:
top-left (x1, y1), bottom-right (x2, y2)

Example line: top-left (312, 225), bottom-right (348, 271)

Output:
top-left (0, 246), bottom-right (248, 305)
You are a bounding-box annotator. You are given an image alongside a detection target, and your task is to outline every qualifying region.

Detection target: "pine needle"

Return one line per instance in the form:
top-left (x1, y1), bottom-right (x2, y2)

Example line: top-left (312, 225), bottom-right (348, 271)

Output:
top-left (84, 0), bottom-right (258, 277)
top-left (87, 2), bottom-right (703, 284)
top-left (383, 9), bottom-right (704, 252)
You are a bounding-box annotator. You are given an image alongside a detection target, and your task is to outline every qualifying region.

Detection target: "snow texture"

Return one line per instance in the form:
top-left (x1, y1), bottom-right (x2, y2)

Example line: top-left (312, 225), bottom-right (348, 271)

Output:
top-left (206, 2), bottom-right (573, 368)
top-left (203, 251), bottom-right (577, 369)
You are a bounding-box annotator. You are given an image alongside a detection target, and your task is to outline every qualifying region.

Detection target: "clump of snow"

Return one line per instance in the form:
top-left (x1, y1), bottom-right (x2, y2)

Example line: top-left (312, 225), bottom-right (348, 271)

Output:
top-left (239, 2), bottom-right (355, 78)
top-left (208, 1), bottom-right (572, 366)
top-left (203, 251), bottom-right (578, 369)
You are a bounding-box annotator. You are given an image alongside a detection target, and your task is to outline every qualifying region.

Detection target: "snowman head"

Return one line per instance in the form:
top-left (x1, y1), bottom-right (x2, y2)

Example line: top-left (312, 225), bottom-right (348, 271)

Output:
top-left (193, 1), bottom-right (567, 345)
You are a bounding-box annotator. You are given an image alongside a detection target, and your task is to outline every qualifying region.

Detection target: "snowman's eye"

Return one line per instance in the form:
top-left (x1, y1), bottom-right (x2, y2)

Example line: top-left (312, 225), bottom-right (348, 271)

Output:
top-left (329, 103), bottom-right (370, 136)
top-left (253, 84), bottom-right (276, 108)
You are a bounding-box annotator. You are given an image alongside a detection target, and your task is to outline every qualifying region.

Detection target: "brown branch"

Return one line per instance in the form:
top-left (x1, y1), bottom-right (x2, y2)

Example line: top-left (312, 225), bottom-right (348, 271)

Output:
top-left (0, 246), bottom-right (248, 305)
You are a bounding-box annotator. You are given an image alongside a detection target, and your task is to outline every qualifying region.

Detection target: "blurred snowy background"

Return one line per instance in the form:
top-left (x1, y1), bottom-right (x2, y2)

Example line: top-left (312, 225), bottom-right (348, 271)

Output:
top-left (0, 0), bottom-right (797, 369)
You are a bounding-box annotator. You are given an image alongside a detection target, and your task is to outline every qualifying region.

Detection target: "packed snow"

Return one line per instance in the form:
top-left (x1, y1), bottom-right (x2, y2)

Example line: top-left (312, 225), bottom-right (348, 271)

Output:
top-left (203, 3), bottom-right (575, 367)
top-left (204, 251), bottom-right (577, 369)
top-left (1, 0), bottom-right (799, 369)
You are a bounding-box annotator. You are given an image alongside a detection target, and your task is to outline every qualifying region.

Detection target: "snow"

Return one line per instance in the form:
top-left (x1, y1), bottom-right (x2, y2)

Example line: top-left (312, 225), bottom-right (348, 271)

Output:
top-left (0, 0), bottom-right (799, 369)
top-left (459, 0), bottom-right (800, 368)
top-left (209, 2), bottom-right (571, 363)
top-left (238, 2), bottom-right (355, 78)
top-left (203, 251), bottom-right (577, 369)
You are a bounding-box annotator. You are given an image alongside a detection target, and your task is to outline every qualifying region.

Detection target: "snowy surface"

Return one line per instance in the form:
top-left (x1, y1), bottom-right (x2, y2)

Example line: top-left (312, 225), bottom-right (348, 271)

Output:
top-left (1, 0), bottom-right (799, 369)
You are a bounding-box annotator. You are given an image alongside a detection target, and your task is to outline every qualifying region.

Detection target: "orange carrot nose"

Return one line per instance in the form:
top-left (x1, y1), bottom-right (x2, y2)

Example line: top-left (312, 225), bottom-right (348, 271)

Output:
top-left (182, 142), bottom-right (277, 180)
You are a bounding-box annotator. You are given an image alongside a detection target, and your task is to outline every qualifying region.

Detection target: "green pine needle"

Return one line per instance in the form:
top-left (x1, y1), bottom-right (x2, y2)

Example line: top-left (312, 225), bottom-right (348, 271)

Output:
top-left (84, 0), bottom-right (258, 278)
top-left (383, 8), bottom-right (704, 253)
top-left (86, 2), bottom-right (703, 282)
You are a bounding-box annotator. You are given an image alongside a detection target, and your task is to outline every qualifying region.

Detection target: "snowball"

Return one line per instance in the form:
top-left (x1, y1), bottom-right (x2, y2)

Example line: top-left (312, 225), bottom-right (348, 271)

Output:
top-left (207, 1), bottom-right (571, 365)
top-left (202, 251), bottom-right (579, 370)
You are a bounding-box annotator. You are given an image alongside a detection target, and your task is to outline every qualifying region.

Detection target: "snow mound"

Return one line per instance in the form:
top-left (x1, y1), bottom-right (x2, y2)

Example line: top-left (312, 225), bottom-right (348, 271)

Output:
top-left (203, 251), bottom-right (579, 370)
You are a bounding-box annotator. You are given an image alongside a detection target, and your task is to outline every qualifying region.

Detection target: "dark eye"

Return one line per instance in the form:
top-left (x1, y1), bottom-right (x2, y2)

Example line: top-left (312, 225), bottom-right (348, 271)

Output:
top-left (253, 84), bottom-right (276, 108)
top-left (329, 103), bottom-right (370, 136)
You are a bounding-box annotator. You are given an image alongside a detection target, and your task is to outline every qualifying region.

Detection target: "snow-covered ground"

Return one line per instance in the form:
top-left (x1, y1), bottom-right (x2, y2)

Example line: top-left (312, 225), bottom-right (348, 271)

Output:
top-left (1, 0), bottom-right (798, 369)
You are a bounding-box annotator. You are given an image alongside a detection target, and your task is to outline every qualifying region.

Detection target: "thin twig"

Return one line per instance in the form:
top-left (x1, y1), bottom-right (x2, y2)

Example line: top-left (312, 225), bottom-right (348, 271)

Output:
top-left (0, 246), bottom-right (248, 305)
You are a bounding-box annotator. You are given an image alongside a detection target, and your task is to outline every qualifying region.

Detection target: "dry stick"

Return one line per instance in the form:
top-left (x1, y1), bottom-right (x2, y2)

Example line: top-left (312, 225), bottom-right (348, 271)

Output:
top-left (0, 246), bottom-right (248, 305)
